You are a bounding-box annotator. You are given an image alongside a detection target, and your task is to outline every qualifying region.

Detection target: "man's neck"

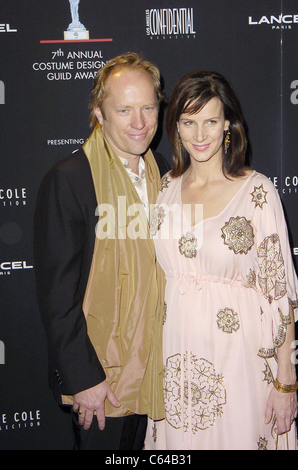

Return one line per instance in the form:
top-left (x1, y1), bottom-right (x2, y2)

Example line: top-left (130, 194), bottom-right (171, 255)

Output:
top-left (123, 155), bottom-right (141, 175)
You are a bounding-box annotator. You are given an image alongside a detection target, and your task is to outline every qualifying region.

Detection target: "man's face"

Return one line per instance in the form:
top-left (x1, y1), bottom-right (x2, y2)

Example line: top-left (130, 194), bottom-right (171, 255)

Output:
top-left (94, 69), bottom-right (159, 160)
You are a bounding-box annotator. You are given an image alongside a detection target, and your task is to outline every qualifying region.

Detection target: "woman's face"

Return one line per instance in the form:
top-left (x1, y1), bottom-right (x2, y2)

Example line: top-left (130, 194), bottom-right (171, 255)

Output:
top-left (177, 97), bottom-right (230, 166)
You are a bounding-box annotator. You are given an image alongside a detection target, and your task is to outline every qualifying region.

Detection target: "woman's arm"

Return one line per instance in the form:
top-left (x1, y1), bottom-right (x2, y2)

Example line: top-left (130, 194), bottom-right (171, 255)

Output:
top-left (265, 305), bottom-right (297, 435)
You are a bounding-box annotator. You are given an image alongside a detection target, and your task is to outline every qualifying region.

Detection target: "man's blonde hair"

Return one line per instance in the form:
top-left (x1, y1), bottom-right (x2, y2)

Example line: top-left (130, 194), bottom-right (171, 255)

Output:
top-left (89, 52), bottom-right (163, 126)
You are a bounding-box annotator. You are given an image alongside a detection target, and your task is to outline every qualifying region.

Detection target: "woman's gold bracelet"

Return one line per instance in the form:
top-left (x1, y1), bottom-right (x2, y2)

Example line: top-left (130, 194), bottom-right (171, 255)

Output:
top-left (274, 379), bottom-right (298, 393)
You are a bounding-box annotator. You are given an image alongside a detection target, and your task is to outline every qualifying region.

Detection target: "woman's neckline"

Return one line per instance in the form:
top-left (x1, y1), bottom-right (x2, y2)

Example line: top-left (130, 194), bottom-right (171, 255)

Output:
top-left (179, 169), bottom-right (256, 227)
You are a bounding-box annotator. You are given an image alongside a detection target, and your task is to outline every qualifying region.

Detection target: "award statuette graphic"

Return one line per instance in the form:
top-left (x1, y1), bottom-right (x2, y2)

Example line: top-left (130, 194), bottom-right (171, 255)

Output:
top-left (64, 0), bottom-right (89, 40)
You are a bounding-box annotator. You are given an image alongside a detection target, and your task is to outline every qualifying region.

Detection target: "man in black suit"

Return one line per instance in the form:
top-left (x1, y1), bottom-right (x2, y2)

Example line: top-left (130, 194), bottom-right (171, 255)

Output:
top-left (34, 52), bottom-right (169, 450)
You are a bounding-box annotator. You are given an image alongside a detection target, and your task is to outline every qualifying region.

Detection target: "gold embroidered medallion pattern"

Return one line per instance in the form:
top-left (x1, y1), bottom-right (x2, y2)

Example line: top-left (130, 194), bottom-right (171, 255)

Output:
top-left (163, 301), bottom-right (167, 325)
top-left (164, 352), bottom-right (226, 433)
top-left (152, 422), bottom-right (157, 442)
top-left (258, 307), bottom-right (290, 359)
top-left (246, 268), bottom-right (257, 289)
top-left (257, 233), bottom-right (286, 304)
top-left (217, 308), bottom-right (240, 333)
top-left (251, 184), bottom-right (268, 209)
top-left (178, 232), bottom-right (197, 258)
top-left (262, 361), bottom-right (274, 386)
top-left (221, 216), bottom-right (254, 255)
top-left (160, 175), bottom-right (171, 192)
top-left (257, 436), bottom-right (268, 450)
top-left (150, 204), bottom-right (165, 236)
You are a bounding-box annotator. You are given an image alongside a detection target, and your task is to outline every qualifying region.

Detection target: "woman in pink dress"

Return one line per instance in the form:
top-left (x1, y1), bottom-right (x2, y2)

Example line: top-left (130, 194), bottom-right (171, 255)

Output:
top-left (145, 72), bottom-right (298, 450)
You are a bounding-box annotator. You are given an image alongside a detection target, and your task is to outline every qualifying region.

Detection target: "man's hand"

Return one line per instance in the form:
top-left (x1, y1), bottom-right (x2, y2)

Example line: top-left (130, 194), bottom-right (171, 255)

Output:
top-left (73, 381), bottom-right (120, 430)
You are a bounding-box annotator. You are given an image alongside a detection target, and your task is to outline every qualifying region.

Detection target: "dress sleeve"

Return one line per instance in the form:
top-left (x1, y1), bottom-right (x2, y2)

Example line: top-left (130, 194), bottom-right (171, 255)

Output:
top-left (251, 176), bottom-right (298, 352)
top-left (33, 167), bottom-right (106, 397)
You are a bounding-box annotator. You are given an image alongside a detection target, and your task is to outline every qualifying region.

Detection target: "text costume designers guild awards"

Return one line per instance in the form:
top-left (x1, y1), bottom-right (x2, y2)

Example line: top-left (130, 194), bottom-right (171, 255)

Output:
top-left (64, 0), bottom-right (89, 40)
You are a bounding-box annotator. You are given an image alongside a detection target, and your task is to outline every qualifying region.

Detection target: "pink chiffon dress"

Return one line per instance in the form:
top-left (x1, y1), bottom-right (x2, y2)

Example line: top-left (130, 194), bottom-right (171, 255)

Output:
top-left (145, 170), bottom-right (298, 450)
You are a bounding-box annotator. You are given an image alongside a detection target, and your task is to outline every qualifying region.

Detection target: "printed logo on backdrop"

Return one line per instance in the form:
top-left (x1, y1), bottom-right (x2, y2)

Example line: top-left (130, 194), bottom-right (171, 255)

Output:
top-left (248, 13), bottom-right (298, 30)
top-left (0, 410), bottom-right (41, 432)
top-left (0, 187), bottom-right (27, 207)
top-left (270, 175), bottom-right (298, 196)
top-left (146, 8), bottom-right (196, 39)
top-left (0, 187), bottom-right (32, 276)
top-left (0, 25), bottom-right (16, 105)
top-left (0, 23), bottom-right (17, 33)
top-left (269, 175), bottom-right (298, 258)
top-left (64, 0), bottom-right (89, 40)
top-left (41, 0), bottom-right (112, 44)
top-left (0, 261), bottom-right (33, 276)
top-left (34, 0), bottom-right (114, 81)
top-left (267, 82), bottom-right (298, 223)
top-left (47, 138), bottom-right (85, 147)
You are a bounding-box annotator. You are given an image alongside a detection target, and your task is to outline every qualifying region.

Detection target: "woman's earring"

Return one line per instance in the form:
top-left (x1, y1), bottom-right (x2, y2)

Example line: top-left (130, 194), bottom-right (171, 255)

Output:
top-left (224, 130), bottom-right (230, 154)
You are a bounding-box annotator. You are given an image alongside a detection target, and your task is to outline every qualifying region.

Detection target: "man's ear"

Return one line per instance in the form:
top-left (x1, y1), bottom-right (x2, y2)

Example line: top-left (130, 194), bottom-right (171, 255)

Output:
top-left (93, 107), bottom-right (104, 125)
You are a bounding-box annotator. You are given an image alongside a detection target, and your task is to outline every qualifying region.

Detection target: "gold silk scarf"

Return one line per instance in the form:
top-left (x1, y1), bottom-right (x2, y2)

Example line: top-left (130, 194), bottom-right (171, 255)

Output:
top-left (81, 124), bottom-right (165, 419)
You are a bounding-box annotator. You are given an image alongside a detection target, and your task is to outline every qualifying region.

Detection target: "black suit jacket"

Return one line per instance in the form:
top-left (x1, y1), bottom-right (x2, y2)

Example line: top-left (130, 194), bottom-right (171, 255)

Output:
top-left (34, 148), bottom-right (170, 403)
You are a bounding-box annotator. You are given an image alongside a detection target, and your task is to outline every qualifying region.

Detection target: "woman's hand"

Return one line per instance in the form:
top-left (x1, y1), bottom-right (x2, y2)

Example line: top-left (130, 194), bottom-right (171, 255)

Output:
top-left (265, 386), bottom-right (297, 435)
